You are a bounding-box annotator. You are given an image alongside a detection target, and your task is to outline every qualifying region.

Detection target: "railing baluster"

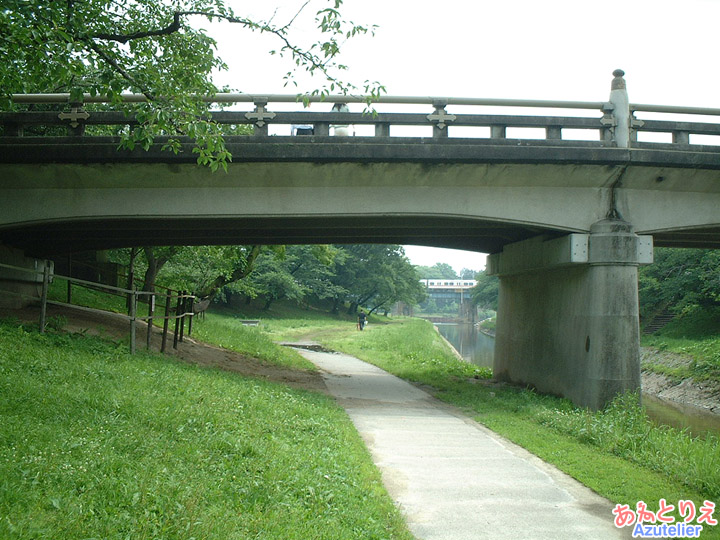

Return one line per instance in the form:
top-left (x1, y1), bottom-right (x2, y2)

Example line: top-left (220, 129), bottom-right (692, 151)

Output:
top-left (491, 125), bottom-right (506, 139)
top-left (375, 123), bottom-right (390, 137)
top-left (546, 126), bottom-right (562, 140)
top-left (673, 131), bottom-right (690, 144)
top-left (314, 122), bottom-right (330, 136)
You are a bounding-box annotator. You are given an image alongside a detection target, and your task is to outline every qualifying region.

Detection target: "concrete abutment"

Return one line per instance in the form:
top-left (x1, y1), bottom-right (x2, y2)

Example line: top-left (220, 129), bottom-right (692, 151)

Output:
top-left (488, 219), bottom-right (653, 409)
top-left (0, 245), bottom-right (52, 309)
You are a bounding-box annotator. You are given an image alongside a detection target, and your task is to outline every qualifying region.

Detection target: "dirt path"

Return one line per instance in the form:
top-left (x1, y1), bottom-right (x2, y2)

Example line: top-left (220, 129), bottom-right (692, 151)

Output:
top-left (6, 304), bottom-right (327, 394)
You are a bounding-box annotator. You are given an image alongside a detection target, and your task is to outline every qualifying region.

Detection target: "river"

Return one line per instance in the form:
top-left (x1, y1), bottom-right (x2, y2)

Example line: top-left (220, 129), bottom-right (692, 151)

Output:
top-left (434, 322), bottom-right (720, 438)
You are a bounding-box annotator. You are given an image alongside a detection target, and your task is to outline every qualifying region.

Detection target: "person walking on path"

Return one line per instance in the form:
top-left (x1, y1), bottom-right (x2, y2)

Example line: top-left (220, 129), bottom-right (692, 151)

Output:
top-left (357, 310), bottom-right (367, 331)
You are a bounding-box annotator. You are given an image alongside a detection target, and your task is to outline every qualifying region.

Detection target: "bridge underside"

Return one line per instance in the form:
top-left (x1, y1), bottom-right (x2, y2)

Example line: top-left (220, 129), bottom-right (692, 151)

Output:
top-left (2, 216), bottom-right (718, 258)
top-left (1, 215), bottom-right (559, 257)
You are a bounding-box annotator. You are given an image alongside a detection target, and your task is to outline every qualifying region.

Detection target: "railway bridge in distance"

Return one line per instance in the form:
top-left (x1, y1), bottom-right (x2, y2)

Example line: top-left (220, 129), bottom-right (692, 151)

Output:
top-left (2, 70), bottom-right (720, 409)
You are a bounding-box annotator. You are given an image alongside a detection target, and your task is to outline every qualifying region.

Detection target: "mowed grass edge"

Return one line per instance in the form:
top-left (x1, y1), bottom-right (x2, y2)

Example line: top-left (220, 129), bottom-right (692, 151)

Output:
top-left (0, 318), bottom-right (412, 540)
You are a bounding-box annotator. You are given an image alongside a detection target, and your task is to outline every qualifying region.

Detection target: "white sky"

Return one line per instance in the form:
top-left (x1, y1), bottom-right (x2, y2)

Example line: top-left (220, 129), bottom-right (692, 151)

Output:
top-left (205, 0), bottom-right (720, 273)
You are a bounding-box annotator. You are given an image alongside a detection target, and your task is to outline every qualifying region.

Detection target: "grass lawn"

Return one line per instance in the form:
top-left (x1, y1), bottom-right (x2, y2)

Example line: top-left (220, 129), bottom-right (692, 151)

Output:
top-left (0, 317), bottom-right (412, 540)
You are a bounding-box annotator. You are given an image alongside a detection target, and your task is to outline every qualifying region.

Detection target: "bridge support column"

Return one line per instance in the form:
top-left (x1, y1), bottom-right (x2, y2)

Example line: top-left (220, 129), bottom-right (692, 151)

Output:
top-left (488, 220), bottom-right (653, 410)
top-left (0, 245), bottom-right (52, 309)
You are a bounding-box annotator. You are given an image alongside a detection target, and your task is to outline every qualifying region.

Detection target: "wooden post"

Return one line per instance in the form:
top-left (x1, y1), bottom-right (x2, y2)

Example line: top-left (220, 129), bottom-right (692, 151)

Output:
top-left (67, 254), bottom-right (72, 304)
top-left (179, 291), bottom-right (186, 343)
top-left (129, 288), bottom-right (137, 355)
top-left (173, 292), bottom-right (181, 350)
top-left (187, 296), bottom-right (195, 336)
top-left (146, 293), bottom-right (155, 350)
top-left (39, 261), bottom-right (50, 333)
top-left (161, 292), bottom-right (171, 353)
top-left (126, 247), bottom-right (137, 313)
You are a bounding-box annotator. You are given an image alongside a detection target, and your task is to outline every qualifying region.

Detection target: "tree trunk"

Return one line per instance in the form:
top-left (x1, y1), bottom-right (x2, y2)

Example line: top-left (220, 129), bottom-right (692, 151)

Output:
top-left (142, 246), bottom-right (178, 293)
top-left (198, 245), bottom-right (262, 300)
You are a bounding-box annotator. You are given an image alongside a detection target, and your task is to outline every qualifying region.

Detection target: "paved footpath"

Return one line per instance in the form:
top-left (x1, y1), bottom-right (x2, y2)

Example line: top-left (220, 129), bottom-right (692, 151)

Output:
top-left (293, 346), bottom-right (632, 540)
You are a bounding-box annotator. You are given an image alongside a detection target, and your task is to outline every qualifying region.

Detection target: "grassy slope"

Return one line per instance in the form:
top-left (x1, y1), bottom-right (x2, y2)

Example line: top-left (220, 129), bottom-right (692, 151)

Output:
top-left (642, 305), bottom-right (720, 383)
top-left (0, 318), bottom-right (411, 540)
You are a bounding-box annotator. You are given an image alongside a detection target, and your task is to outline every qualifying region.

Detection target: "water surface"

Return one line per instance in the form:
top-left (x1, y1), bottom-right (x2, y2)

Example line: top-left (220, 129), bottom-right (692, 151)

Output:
top-left (434, 321), bottom-right (720, 436)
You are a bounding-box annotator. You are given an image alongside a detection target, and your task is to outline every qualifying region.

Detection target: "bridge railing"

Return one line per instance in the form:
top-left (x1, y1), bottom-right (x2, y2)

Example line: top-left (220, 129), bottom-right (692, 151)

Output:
top-left (3, 72), bottom-right (720, 147)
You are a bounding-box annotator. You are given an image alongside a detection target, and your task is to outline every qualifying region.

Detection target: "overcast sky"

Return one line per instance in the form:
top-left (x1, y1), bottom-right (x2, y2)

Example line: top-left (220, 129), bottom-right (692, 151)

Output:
top-left (207, 0), bottom-right (720, 273)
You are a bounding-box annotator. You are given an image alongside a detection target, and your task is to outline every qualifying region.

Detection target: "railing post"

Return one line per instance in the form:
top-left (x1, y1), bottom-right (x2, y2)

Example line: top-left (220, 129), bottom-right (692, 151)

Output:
top-left (673, 130), bottom-right (690, 144)
top-left (609, 69), bottom-right (630, 148)
top-left (173, 292), bottom-right (182, 349)
top-left (546, 126), bottom-right (562, 140)
top-left (146, 293), bottom-right (155, 350)
top-left (129, 288), bottom-right (137, 355)
top-left (179, 291), bottom-right (186, 343)
top-left (39, 261), bottom-right (50, 333)
top-left (428, 99), bottom-right (455, 138)
top-left (66, 254), bottom-right (72, 304)
top-left (375, 122), bottom-right (390, 137)
top-left (59, 102), bottom-right (89, 137)
top-left (161, 291), bottom-right (171, 353)
top-left (491, 125), bottom-right (507, 139)
top-left (314, 122), bottom-right (330, 136)
top-left (187, 296), bottom-right (194, 336)
top-left (126, 247), bottom-right (137, 313)
top-left (246, 98), bottom-right (275, 137)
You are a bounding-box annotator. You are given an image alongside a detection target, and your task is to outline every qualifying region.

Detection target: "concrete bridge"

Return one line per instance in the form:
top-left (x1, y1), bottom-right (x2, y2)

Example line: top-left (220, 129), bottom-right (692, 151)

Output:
top-left (2, 70), bottom-right (719, 409)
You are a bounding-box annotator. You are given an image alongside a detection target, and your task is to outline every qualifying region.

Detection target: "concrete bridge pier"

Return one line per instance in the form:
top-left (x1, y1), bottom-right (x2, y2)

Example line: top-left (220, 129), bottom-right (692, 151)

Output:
top-left (488, 219), bottom-right (653, 410)
top-left (0, 245), bottom-right (52, 309)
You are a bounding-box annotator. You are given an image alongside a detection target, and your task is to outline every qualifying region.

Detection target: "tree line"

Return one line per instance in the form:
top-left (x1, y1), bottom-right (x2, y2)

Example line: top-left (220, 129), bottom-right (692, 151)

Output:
top-left (638, 247), bottom-right (720, 321)
top-left (422, 248), bottom-right (720, 324)
top-left (109, 244), bottom-right (426, 315)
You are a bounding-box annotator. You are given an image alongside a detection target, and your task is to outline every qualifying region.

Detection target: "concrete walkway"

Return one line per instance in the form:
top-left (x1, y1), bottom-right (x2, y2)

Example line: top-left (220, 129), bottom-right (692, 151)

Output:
top-left (293, 346), bottom-right (631, 540)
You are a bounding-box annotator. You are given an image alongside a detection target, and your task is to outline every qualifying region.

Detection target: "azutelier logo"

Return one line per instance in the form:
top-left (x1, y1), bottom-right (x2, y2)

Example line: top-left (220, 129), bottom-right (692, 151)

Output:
top-left (613, 500), bottom-right (717, 538)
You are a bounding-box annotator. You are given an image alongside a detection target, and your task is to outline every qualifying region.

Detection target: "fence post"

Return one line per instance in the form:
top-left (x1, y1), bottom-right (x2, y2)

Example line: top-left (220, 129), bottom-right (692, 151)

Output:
top-left (161, 292), bottom-right (171, 353)
top-left (129, 288), bottom-right (137, 355)
top-left (173, 292), bottom-right (182, 350)
top-left (179, 291), bottom-right (186, 343)
top-left (146, 293), bottom-right (155, 350)
top-left (39, 261), bottom-right (50, 333)
top-left (66, 254), bottom-right (72, 304)
top-left (126, 247), bottom-right (137, 313)
top-left (187, 296), bottom-right (195, 336)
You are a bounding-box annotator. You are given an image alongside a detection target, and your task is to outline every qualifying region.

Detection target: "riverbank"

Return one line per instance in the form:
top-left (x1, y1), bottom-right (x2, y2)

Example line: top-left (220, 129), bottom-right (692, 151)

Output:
top-left (641, 347), bottom-right (720, 415)
top-left (445, 318), bottom-right (719, 417)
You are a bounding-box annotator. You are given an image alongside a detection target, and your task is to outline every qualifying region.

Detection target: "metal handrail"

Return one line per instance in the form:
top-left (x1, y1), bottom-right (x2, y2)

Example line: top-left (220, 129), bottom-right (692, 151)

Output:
top-left (8, 92), bottom-right (607, 109)
top-left (8, 92), bottom-right (720, 117)
top-left (0, 260), bottom-right (196, 354)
